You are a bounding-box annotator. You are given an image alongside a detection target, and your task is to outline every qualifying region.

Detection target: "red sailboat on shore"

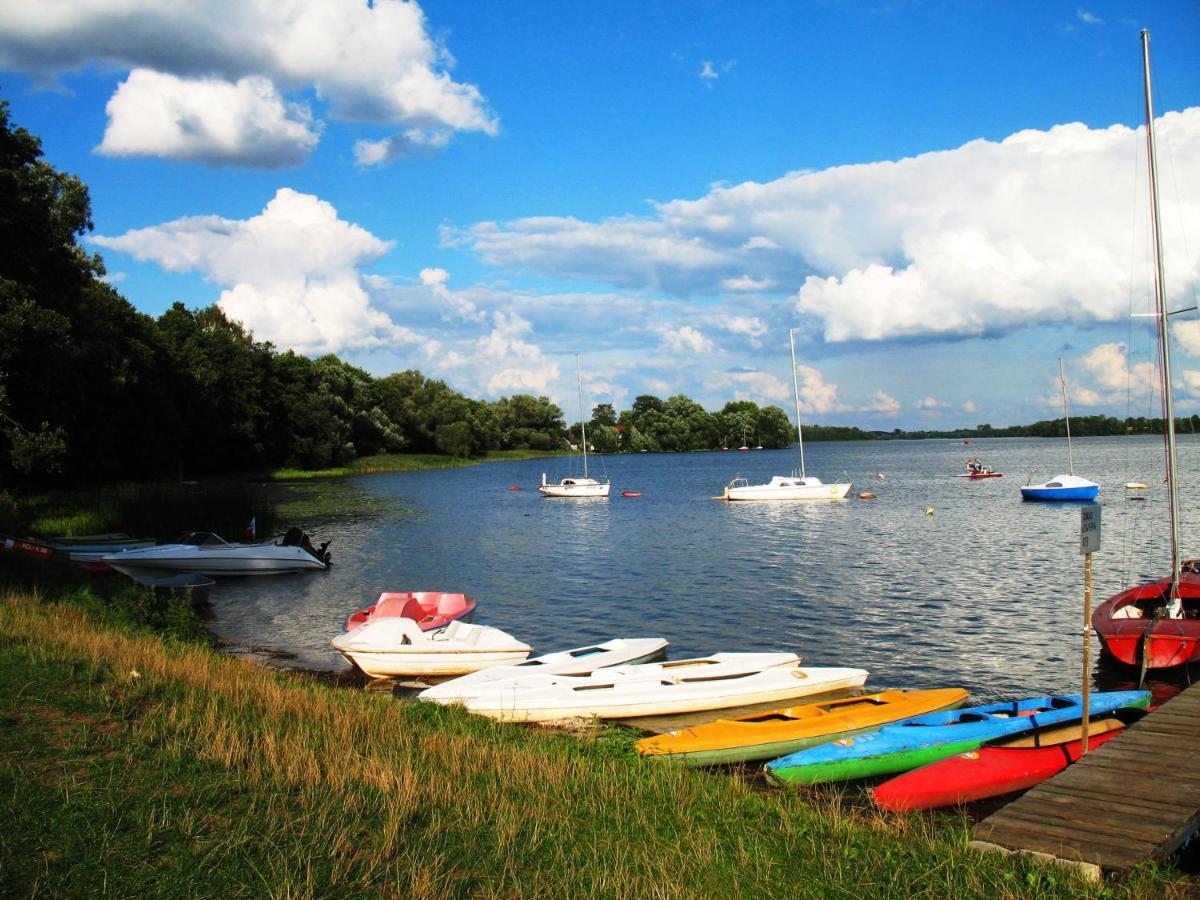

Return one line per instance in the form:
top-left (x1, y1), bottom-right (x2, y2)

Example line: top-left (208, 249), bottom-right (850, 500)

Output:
top-left (1092, 31), bottom-right (1200, 672)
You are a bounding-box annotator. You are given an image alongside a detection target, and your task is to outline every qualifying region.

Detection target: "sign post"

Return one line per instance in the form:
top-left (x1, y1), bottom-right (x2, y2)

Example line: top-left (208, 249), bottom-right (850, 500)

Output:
top-left (1079, 504), bottom-right (1102, 754)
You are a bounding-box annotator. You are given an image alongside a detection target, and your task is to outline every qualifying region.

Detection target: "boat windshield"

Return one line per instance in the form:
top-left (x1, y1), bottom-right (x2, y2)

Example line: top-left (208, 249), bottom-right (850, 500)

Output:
top-left (175, 532), bottom-right (230, 548)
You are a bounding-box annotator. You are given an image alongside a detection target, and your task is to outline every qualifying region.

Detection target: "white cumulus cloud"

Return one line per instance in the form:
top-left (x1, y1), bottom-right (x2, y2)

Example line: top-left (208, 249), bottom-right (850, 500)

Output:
top-left (0, 0), bottom-right (497, 167)
top-left (450, 110), bottom-right (1200, 346)
top-left (91, 188), bottom-right (425, 355)
top-left (98, 70), bottom-right (319, 167)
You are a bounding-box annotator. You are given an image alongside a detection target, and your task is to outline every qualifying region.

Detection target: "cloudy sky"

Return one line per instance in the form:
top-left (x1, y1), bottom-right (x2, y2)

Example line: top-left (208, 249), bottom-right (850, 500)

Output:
top-left (3, 1), bottom-right (1199, 427)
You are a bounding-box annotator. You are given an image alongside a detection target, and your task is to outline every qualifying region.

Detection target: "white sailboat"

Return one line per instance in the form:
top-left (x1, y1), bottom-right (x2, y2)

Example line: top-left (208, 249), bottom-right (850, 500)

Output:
top-left (723, 330), bottom-right (851, 501)
top-left (1019, 358), bottom-right (1100, 501)
top-left (539, 356), bottom-right (611, 498)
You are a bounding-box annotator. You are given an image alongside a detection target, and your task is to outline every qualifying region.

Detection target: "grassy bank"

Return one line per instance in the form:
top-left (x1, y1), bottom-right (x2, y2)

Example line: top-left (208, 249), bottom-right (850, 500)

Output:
top-left (0, 589), bottom-right (1186, 897)
top-left (268, 448), bottom-right (564, 481)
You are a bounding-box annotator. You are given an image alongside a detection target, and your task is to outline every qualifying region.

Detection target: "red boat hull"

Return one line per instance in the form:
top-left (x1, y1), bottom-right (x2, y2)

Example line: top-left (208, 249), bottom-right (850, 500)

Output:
top-left (956, 473), bottom-right (1003, 479)
top-left (1092, 572), bottom-right (1200, 669)
top-left (872, 726), bottom-right (1126, 812)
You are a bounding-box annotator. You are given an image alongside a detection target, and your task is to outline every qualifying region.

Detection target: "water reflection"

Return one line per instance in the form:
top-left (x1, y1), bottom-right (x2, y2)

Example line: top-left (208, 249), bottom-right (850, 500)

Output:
top-left (208, 435), bottom-right (1200, 701)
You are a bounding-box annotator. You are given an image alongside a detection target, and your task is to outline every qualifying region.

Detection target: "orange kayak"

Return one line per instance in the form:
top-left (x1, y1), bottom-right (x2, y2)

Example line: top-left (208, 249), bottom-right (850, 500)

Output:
top-left (635, 687), bottom-right (969, 766)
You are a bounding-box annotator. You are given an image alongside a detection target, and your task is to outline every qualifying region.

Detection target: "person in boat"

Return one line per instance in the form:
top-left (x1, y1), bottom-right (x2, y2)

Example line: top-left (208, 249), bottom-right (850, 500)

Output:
top-left (967, 458), bottom-right (981, 474)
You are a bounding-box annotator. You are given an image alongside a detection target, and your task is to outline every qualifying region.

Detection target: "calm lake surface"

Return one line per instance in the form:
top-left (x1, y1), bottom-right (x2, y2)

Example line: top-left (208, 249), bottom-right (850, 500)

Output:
top-left (210, 436), bottom-right (1200, 703)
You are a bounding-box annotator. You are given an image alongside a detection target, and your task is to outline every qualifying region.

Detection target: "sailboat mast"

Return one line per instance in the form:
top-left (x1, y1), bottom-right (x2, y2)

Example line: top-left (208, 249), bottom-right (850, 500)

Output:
top-left (576, 355), bottom-right (589, 479)
top-left (1142, 29), bottom-right (1182, 593)
top-left (1059, 357), bottom-right (1075, 476)
top-left (789, 329), bottom-right (806, 479)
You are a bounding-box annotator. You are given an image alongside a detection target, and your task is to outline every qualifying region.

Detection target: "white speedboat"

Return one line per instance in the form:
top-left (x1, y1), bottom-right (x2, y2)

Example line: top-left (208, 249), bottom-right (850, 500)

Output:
top-left (460, 653), bottom-right (869, 723)
top-left (101, 530), bottom-right (330, 578)
top-left (419, 637), bottom-right (669, 703)
top-left (331, 618), bottom-right (532, 678)
top-left (721, 331), bottom-right (850, 501)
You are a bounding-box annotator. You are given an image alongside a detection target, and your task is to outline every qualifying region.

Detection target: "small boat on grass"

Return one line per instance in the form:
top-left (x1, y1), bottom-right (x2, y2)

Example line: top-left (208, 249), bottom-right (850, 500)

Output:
top-left (459, 654), bottom-right (869, 723)
top-left (418, 638), bottom-right (669, 703)
top-left (48, 533), bottom-right (155, 552)
top-left (102, 528), bottom-right (330, 578)
top-left (763, 691), bottom-right (1151, 786)
top-left (332, 618), bottom-right (531, 678)
top-left (635, 688), bottom-right (969, 767)
top-left (871, 707), bottom-right (1147, 811)
top-left (345, 591), bottom-right (477, 632)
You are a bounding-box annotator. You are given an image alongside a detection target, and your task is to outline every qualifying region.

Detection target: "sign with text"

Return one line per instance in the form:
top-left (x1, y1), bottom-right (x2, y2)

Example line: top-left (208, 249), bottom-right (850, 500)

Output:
top-left (1080, 504), bottom-right (1102, 555)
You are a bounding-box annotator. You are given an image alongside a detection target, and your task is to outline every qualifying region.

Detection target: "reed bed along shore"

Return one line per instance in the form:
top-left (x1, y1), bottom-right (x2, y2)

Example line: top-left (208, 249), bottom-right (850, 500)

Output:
top-left (0, 588), bottom-right (1186, 898)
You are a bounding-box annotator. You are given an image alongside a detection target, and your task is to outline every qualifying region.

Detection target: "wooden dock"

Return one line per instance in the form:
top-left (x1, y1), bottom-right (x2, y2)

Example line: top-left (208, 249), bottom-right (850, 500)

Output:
top-left (971, 682), bottom-right (1200, 877)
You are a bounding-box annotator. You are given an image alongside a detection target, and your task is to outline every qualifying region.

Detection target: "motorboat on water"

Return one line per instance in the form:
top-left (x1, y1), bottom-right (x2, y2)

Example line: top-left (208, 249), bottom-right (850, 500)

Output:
top-left (418, 638), bottom-right (670, 704)
top-left (345, 591), bottom-right (478, 632)
top-left (721, 331), bottom-right (850, 501)
top-left (101, 528), bottom-right (330, 578)
top-left (458, 653), bottom-right (869, 723)
top-left (331, 618), bottom-right (532, 678)
top-left (539, 356), bottom-right (611, 498)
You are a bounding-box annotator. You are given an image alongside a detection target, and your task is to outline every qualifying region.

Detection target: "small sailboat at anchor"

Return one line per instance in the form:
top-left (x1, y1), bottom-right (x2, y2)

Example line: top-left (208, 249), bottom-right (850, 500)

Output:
top-left (721, 330), bottom-right (851, 501)
top-left (1019, 358), bottom-right (1099, 501)
top-left (540, 356), bottom-right (610, 498)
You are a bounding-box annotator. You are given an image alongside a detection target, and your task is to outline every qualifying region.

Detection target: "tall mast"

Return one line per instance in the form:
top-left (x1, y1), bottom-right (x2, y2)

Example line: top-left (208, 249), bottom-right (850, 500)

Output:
top-left (1059, 357), bottom-right (1075, 476)
top-left (576, 355), bottom-right (589, 479)
top-left (1142, 29), bottom-right (1182, 602)
top-left (789, 329), bottom-right (806, 478)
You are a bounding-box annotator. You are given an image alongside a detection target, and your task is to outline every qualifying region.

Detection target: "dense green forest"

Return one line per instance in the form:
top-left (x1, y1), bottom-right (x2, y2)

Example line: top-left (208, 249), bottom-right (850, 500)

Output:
top-left (1, 101), bottom-right (1190, 490)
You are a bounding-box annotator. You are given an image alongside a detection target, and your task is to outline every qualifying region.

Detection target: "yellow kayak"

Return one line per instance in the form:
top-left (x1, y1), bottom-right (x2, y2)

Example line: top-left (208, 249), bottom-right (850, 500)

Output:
top-left (635, 687), bottom-right (969, 766)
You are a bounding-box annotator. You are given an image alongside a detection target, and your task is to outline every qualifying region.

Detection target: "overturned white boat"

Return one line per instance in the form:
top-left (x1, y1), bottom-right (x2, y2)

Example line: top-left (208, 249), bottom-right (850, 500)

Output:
top-left (102, 529), bottom-right (330, 578)
top-left (419, 637), bottom-right (669, 704)
top-left (460, 652), bottom-right (869, 723)
top-left (331, 618), bottom-right (532, 678)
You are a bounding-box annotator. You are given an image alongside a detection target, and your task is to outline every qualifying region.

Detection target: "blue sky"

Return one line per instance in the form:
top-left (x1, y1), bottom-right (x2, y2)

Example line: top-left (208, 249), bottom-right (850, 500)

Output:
top-left (2, 1), bottom-right (1199, 428)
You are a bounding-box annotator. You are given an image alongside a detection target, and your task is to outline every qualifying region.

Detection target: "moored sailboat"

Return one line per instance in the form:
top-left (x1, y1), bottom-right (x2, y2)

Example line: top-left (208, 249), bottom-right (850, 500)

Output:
top-left (1092, 30), bottom-right (1200, 670)
top-left (540, 356), bottom-right (610, 498)
top-left (722, 330), bottom-right (850, 501)
top-left (1020, 359), bottom-right (1099, 501)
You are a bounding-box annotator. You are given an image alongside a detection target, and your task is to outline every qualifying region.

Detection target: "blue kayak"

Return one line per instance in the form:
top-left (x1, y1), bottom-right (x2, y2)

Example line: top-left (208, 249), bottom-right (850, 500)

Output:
top-left (764, 690), bottom-right (1150, 785)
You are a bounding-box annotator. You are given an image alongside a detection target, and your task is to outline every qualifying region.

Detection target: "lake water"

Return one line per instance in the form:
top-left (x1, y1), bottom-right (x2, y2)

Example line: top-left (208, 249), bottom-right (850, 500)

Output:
top-left (209, 436), bottom-right (1200, 703)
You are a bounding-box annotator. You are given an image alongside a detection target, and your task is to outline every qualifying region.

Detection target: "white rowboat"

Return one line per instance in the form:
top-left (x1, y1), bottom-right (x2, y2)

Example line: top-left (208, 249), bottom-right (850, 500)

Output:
top-left (418, 637), bottom-right (669, 703)
top-left (460, 653), bottom-right (870, 723)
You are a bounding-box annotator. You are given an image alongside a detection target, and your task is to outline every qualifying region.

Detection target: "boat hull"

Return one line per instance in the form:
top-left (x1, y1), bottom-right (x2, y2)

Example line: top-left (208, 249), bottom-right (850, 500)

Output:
top-left (763, 691), bottom-right (1150, 786)
top-left (339, 648), bottom-right (532, 678)
top-left (635, 688), bottom-right (969, 767)
top-left (1019, 486), bottom-right (1099, 501)
top-left (1093, 573), bottom-right (1200, 668)
top-left (725, 475), bottom-right (852, 501)
top-left (419, 638), bottom-right (670, 703)
top-left (464, 664), bottom-right (868, 724)
top-left (871, 715), bottom-right (1132, 811)
top-left (105, 551), bottom-right (327, 578)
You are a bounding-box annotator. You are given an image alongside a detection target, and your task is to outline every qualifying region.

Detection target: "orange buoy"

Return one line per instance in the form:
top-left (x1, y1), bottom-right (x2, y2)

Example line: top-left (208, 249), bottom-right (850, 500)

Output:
top-left (858, 491), bottom-right (877, 500)
top-left (509, 485), bottom-right (522, 491)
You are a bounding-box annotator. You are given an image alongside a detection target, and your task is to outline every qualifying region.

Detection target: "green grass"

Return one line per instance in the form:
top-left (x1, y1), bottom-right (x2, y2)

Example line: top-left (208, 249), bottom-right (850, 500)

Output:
top-left (0, 586), bottom-right (1189, 898)
top-left (268, 449), bottom-right (566, 481)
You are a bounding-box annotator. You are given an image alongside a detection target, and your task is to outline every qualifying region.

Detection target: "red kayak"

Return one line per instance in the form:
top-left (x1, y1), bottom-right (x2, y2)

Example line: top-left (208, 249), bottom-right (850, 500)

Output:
top-left (871, 710), bottom-right (1144, 811)
top-left (955, 472), bottom-right (1003, 479)
top-left (345, 591), bottom-right (477, 632)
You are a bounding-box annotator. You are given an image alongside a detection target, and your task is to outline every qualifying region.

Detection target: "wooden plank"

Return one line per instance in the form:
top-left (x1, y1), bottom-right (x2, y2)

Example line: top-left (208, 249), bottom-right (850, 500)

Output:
top-left (1038, 767), bottom-right (1200, 802)
top-left (1012, 787), bottom-right (1182, 828)
top-left (1034, 781), bottom-right (1196, 817)
top-left (1071, 754), bottom-right (1200, 786)
top-left (1088, 745), bottom-right (1200, 769)
top-left (992, 802), bottom-right (1174, 844)
top-left (974, 820), bottom-right (1151, 870)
